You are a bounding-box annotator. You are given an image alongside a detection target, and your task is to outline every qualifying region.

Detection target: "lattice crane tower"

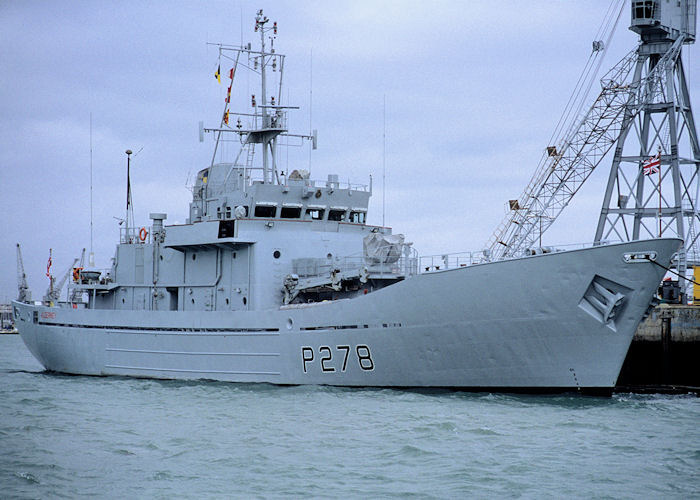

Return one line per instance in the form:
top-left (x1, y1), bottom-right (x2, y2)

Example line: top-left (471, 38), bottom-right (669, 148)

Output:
top-left (486, 1), bottom-right (698, 265)
top-left (594, 0), bottom-right (699, 285)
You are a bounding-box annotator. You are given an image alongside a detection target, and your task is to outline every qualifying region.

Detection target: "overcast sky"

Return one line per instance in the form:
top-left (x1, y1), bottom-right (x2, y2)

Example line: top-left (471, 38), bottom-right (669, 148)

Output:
top-left (1, 1), bottom-right (698, 302)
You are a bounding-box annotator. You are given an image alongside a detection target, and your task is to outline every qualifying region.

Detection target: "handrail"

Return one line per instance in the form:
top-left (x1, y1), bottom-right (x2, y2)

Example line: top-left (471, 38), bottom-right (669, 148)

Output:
top-left (419, 240), bottom-right (620, 271)
top-left (189, 169), bottom-right (370, 195)
top-left (120, 226), bottom-right (152, 244)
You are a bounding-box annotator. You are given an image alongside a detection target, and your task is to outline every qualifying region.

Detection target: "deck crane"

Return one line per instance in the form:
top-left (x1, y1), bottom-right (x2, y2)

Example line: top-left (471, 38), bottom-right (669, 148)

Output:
top-left (485, 0), bottom-right (698, 266)
top-left (16, 243), bottom-right (31, 303)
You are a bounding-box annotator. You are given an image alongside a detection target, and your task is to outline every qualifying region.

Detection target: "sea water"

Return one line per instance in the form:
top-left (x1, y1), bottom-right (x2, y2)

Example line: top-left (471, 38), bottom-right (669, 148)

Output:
top-left (1, 334), bottom-right (698, 499)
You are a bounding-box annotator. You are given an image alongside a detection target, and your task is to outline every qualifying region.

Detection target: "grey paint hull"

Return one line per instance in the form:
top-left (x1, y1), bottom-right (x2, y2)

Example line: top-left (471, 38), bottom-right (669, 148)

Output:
top-left (14, 239), bottom-right (679, 390)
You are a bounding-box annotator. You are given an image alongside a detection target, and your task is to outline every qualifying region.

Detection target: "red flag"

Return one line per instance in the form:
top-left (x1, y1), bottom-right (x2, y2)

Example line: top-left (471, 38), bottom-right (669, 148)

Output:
top-left (226, 86), bottom-right (231, 103)
top-left (46, 254), bottom-right (52, 277)
top-left (224, 110), bottom-right (229, 125)
top-left (643, 152), bottom-right (660, 175)
top-left (229, 67), bottom-right (234, 80)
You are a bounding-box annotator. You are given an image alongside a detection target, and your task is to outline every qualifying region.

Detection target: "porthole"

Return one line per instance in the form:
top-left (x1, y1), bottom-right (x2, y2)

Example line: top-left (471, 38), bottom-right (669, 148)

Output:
top-left (243, 297), bottom-right (247, 305)
top-left (273, 250), bottom-right (281, 259)
top-left (122, 298), bottom-right (125, 304)
top-left (191, 298), bottom-right (195, 304)
top-left (192, 253), bottom-right (197, 261)
top-left (286, 318), bottom-right (293, 330)
top-left (225, 298), bottom-right (230, 305)
top-left (232, 252), bottom-right (237, 259)
top-left (159, 255), bottom-right (163, 261)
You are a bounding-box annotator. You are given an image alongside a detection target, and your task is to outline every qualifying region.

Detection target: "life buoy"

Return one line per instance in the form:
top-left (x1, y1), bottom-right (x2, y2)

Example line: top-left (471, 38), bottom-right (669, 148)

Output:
top-left (139, 227), bottom-right (148, 242)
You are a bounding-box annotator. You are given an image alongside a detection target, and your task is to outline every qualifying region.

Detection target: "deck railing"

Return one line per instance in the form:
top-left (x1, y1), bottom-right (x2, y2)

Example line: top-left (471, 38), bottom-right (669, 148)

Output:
top-left (418, 240), bottom-right (620, 272)
top-left (120, 226), bottom-right (152, 244)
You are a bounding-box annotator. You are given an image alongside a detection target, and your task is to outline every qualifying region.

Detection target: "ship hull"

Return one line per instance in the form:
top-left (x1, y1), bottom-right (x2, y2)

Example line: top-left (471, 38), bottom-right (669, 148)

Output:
top-left (13, 239), bottom-right (680, 391)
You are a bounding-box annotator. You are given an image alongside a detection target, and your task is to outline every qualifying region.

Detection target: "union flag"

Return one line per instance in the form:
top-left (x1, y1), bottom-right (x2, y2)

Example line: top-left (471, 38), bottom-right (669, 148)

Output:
top-left (643, 152), bottom-right (660, 175)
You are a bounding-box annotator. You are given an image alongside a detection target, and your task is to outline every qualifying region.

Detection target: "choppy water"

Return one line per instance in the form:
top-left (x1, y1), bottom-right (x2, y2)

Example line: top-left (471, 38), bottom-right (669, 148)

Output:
top-left (1, 335), bottom-right (698, 499)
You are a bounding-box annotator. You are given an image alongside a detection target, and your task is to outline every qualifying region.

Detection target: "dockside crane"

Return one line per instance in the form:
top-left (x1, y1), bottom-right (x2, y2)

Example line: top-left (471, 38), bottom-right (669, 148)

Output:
top-left (43, 258), bottom-right (79, 306)
top-left (16, 243), bottom-right (31, 303)
top-left (485, 0), bottom-right (698, 274)
top-left (594, 0), bottom-right (699, 298)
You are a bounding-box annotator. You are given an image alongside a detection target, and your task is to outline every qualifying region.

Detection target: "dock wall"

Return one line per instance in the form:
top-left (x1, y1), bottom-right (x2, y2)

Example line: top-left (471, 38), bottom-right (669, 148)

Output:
top-left (617, 304), bottom-right (700, 388)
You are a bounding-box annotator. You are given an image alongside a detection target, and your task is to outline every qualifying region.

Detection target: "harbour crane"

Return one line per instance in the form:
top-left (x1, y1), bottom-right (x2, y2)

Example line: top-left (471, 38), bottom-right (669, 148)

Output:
top-left (16, 243), bottom-right (31, 303)
top-left (485, 0), bottom-right (699, 276)
top-left (44, 258), bottom-right (78, 306)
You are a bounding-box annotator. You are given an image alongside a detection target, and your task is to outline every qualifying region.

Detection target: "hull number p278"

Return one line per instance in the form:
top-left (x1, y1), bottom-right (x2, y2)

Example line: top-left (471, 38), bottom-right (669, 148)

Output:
top-left (301, 345), bottom-right (374, 373)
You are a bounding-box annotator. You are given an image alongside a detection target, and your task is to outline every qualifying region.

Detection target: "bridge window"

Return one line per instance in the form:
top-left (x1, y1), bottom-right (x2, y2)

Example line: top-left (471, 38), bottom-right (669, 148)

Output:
top-left (349, 211), bottom-right (366, 224)
top-left (305, 208), bottom-right (325, 220)
top-left (254, 205), bottom-right (277, 218)
top-left (281, 206), bottom-right (302, 219)
top-left (328, 209), bottom-right (347, 221)
top-left (216, 205), bottom-right (232, 219)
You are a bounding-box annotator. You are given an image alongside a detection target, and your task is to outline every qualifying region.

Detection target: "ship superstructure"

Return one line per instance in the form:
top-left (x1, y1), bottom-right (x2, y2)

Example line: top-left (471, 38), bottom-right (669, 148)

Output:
top-left (78, 10), bottom-right (413, 315)
top-left (12, 8), bottom-right (684, 393)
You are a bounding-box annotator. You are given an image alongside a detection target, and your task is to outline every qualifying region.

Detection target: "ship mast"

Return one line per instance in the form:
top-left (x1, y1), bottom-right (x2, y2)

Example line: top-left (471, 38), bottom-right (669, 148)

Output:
top-left (256, 9), bottom-right (272, 184)
top-left (202, 9), bottom-right (316, 186)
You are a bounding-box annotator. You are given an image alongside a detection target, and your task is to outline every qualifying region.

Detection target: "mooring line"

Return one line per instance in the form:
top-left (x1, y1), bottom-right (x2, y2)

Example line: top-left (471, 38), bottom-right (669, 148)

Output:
top-left (646, 258), bottom-right (700, 287)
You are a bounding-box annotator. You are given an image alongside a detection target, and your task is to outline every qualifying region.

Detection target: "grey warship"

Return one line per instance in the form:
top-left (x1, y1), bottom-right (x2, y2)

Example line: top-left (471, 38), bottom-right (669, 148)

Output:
top-left (13, 9), bottom-right (684, 393)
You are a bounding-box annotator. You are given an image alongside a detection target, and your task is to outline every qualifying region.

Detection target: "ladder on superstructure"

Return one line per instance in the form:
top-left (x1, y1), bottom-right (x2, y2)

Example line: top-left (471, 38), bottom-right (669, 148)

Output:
top-left (245, 143), bottom-right (255, 171)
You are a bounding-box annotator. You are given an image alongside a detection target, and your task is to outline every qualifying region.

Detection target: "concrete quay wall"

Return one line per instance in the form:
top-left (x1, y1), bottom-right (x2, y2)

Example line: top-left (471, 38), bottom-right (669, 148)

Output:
top-left (634, 304), bottom-right (700, 342)
top-left (617, 304), bottom-right (700, 388)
